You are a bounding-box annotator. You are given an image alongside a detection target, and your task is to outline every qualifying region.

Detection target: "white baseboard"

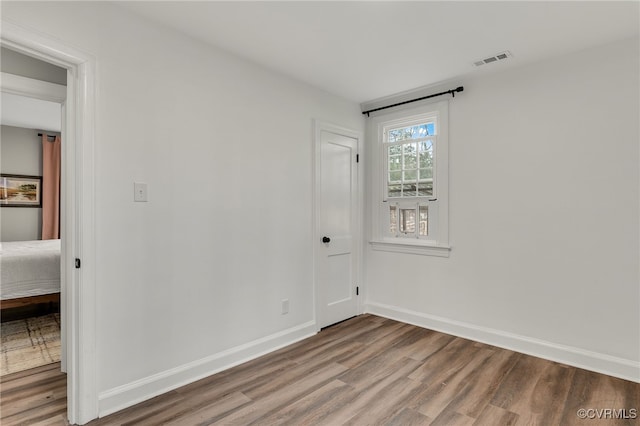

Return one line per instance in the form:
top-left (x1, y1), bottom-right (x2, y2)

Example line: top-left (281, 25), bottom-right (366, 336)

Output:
top-left (365, 302), bottom-right (639, 383)
top-left (98, 321), bottom-right (317, 417)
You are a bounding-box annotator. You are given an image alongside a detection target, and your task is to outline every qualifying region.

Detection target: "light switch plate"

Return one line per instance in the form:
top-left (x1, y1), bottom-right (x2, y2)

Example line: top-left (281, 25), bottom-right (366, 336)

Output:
top-left (134, 182), bottom-right (148, 202)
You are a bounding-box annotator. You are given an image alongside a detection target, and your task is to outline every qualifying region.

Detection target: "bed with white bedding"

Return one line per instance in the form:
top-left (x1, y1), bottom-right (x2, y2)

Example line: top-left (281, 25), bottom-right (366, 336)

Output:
top-left (0, 239), bottom-right (61, 309)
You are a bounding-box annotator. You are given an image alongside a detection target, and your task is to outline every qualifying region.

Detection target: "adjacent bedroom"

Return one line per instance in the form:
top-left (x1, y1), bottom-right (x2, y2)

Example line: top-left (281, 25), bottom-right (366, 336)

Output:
top-left (0, 47), bottom-right (67, 376)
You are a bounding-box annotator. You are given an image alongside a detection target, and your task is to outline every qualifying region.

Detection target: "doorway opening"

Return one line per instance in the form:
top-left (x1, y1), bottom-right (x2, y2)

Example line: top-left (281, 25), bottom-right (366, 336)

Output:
top-left (1, 20), bottom-right (97, 424)
top-left (1, 47), bottom-right (67, 378)
top-left (1, 82), bottom-right (65, 375)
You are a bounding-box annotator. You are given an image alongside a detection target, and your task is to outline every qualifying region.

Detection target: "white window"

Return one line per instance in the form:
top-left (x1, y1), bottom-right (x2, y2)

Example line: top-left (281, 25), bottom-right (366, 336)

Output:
top-left (370, 101), bottom-right (450, 256)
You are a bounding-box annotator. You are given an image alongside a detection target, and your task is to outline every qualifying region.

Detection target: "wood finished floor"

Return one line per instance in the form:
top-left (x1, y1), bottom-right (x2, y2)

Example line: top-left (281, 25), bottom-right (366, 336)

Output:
top-left (1, 314), bottom-right (638, 425)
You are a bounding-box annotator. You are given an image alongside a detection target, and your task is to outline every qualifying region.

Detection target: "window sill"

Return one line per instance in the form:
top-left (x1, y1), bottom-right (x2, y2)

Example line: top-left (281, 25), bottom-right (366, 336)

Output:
top-left (369, 240), bottom-right (451, 257)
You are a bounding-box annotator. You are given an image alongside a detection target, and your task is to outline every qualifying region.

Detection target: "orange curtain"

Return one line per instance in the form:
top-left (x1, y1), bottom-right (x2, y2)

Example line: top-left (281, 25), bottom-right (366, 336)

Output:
top-left (42, 134), bottom-right (61, 240)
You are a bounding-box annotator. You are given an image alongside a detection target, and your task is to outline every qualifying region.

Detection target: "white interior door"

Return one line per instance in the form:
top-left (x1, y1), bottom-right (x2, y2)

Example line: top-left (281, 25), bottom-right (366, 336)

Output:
top-left (316, 126), bottom-right (359, 328)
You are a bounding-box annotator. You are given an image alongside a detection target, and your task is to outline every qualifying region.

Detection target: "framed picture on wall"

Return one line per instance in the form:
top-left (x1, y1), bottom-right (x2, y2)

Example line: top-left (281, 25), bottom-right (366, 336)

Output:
top-left (0, 174), bottom-right (43, 207)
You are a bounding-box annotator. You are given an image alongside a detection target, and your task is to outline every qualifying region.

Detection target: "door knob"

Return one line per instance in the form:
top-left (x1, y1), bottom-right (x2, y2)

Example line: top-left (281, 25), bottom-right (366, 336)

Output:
top-left (322, 236), bottom-right (331, 243)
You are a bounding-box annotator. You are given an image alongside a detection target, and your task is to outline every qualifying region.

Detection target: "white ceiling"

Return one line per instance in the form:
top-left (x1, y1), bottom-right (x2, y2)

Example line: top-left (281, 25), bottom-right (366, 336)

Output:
top-left (121, 1), bottom-right (639, 103)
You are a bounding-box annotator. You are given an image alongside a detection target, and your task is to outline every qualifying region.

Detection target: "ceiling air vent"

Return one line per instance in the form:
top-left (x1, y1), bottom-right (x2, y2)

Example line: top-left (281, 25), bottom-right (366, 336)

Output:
top-left (473, 51), bottom-right (513, 67)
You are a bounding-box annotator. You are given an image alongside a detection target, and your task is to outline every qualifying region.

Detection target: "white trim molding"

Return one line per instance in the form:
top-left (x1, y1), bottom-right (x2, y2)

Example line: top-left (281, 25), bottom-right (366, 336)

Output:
top-left (98, 322), bottom-right (317, 417)
top-left (0, 71), bottom-right (66, 102)
top-left (365, 301), bottom-right (640, 383)
top-left (368, 100), bottom-right (450, 256)
top-left (369, 240), bottom-right (451, 257)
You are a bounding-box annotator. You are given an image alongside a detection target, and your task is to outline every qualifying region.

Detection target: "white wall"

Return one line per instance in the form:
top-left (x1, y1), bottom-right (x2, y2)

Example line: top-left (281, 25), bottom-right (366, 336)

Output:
top-left (365, 37), bottom-right (639, 381)
top-left (1, 1), bottom-right (364, 416)
top-left (0, 125), bottom-right (43, 241)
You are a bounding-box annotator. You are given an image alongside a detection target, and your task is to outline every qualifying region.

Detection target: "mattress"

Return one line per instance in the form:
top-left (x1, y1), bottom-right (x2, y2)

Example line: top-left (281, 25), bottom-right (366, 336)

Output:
top-left (0, 239), bottom-right (61, 300)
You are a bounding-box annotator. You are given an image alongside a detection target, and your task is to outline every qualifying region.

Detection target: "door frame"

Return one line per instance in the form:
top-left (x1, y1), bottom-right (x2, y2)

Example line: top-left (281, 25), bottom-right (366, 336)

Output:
top-left (312, 120), bottom-right (364, 331)
top-left (1, 20), bottom-right (98, 424)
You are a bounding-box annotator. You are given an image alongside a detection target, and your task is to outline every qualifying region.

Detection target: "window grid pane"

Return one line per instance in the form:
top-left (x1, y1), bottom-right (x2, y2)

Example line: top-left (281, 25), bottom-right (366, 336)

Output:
top-left (388, 122), bottom-right (436, 142)
top-left (389, 206), bottom-right (397, 235)
top-left (386, 133), bottom-right (435, 199)
top-left (419, 205), bottom-right (428, 236)
top-left (399, 208), bottom-right (416, 235)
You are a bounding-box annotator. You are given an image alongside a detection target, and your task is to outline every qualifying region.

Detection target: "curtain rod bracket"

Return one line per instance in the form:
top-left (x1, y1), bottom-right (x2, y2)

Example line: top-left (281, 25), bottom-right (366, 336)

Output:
top-left (38, 133), bottom-right (58, 140)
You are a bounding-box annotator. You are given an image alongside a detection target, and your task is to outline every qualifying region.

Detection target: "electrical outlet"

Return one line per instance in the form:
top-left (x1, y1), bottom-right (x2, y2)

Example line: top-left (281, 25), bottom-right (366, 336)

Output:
top-left (281, 299), bottom-right (289, 315)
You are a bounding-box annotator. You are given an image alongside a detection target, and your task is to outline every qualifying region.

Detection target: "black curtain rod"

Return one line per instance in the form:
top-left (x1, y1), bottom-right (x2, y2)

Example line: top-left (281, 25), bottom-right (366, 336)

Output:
top-left (362, 86), bottom-right (464, 117)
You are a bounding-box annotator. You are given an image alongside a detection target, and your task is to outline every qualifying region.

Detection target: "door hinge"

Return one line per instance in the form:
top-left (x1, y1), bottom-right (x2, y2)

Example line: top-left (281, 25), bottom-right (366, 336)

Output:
top-left (356, 286), bottom-right (359, 296)
top-left (356, 154), bottom-right (359, 163)
top-left (75, 258), bottom-right (81, 269)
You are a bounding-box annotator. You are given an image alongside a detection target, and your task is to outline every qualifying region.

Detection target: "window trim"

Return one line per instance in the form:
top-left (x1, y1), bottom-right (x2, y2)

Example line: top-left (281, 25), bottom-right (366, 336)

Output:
top-left (370, 240), bottom-right (451, 257)
top-left (369, 100), bottom-right (450, 257)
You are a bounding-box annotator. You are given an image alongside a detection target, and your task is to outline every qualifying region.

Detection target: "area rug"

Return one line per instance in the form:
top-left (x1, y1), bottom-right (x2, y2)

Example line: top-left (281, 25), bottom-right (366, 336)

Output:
top-left (1, 313), bottom-right (61, 376)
